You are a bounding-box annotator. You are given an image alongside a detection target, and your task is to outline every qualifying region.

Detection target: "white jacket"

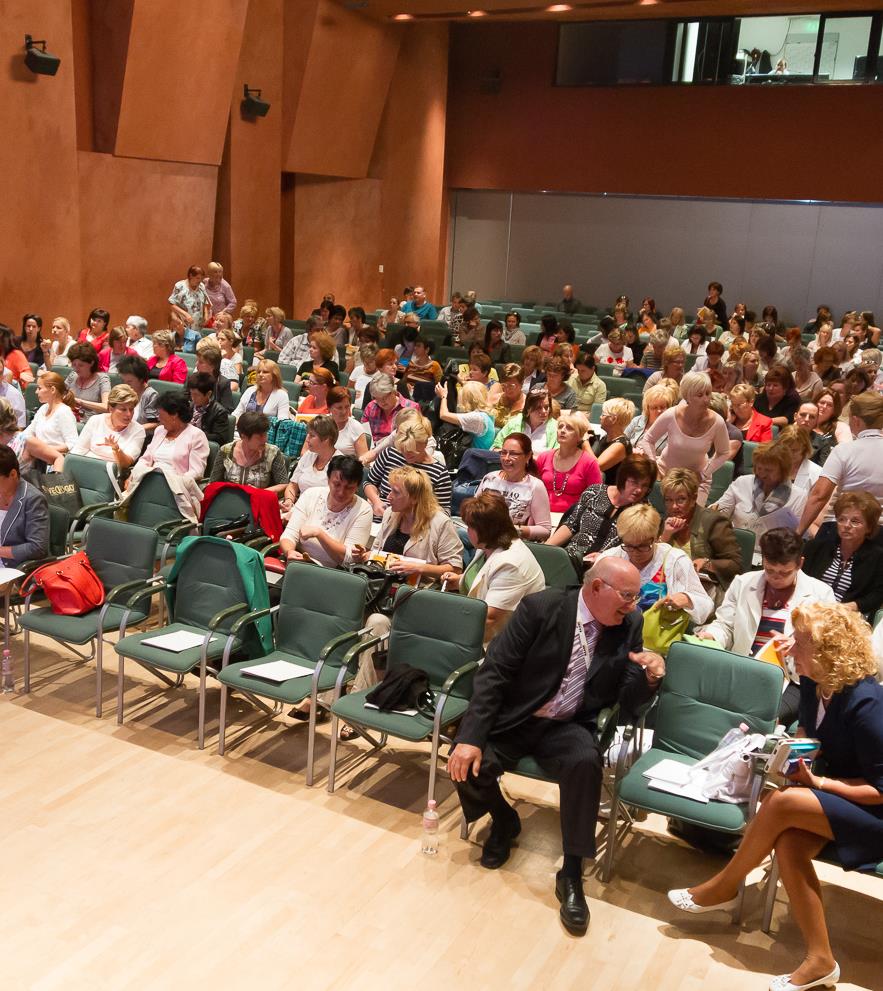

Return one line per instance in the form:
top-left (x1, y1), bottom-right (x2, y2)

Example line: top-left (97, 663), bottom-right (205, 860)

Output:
top-left (461, 540), bottom-right (546, 614)
top-left (697, 569), bottom-right (835, 683)
top-left (712, 475), bottom-right (806, 537)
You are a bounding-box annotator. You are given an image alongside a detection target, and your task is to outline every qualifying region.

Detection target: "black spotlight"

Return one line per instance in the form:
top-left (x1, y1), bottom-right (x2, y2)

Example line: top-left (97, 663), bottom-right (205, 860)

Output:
top-left (241, 84), bottom-right (270, 118)
top-left (24, 34), bottom-right (61, 76)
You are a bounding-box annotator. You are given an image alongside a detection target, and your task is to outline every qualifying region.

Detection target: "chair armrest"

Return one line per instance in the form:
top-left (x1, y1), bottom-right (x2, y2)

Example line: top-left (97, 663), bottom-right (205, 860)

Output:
top-left (261, 542), bottom-right (281, 558)
top-left (229, 604), bottom-right (279, 638)
top-left (208, 601), bottom-right (251, 632)
top-left (122, 578), bottom-right (168, 610)
top-left (337, 634), bottom-right (385, 676)
top-left (156, 519), bottom-right (194, 541)
top-left (439, 660), bottom-right (480, 697)
top-left (317, 627), bottom-right (372, 663)
top-left (595, 704), bottom-right (621, 753)
top-left (104, 576), bottom-right (163, 606)
top-left (72, 500), bottom-right (118, 527)
top-left (17, 554), bottom-right (72, 606)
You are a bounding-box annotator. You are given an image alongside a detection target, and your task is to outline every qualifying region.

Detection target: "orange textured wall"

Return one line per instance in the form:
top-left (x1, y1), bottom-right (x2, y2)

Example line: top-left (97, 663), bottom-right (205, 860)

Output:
top-left (447, 23), bottom-right (883, 203)
top-left (78, 152), bottom-right (218, 332)
top-left (114, 0), bottom-right (248, 165)
top-left (285, 0), bottom-right (401, 178)
top-left (0, 0), bottom-right (83, 325)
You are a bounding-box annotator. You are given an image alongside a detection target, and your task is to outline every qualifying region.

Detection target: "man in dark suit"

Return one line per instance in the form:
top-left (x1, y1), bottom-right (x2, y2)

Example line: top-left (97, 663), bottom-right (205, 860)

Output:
top-left (449, 557), bottom-right (664, 936)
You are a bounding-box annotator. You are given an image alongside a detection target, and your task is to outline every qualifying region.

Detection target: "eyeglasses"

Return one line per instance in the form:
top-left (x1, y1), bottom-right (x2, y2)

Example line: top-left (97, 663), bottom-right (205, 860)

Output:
top-left (622, 542), bottom-right (654, 554)
top-left (599, 578), bottom-right (641, 603)
top-left (836, 517), bottom-right (866, 528)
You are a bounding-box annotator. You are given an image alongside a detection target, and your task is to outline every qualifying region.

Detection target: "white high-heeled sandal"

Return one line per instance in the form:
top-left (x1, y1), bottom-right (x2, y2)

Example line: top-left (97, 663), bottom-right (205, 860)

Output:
top-left (768, 963), bottom-right (840, 991)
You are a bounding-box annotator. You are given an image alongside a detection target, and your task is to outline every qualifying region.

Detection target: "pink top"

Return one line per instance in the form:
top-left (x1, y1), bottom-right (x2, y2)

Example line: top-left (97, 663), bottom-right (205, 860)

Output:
top-left (535, 449), bottom-right (602, 512)
top-left (139, 423), bottom-right (209, 479)
top-left (637, 403), bottom-right (730, 485)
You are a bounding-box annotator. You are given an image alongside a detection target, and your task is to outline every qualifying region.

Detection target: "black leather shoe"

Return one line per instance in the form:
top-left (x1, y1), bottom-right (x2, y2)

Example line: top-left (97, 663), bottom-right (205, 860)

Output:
top-left (555, 871), bottom-right (590, 935)
top-left (479, 811), bottom-right (521, 869)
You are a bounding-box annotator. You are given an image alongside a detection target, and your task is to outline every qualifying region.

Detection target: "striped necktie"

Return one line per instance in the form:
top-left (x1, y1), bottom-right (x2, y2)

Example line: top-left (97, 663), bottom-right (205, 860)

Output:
top-left (538, 619), bottom-right (601, 720)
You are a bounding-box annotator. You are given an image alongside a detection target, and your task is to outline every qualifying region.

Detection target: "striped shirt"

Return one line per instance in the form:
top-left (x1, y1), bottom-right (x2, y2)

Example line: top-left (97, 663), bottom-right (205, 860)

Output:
top-left (821, 547), bottom-right (853, 602)
top-left (366, 445), bottom-right (452, 519)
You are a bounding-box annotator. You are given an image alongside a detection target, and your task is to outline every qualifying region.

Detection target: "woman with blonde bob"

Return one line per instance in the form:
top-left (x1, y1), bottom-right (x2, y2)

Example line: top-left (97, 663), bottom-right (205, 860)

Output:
top-left (365, 413), bottom-right (452, 517)
top-left (729, 382), bottom-right (773, 442)
top-left (593, 397), bottom-right (636, 485)
top-left (625, 383), bottom-right (675, 448)
top-left (71, 383), bottom-right (145, 468)
top-left (233, 358), bottom-right (290, 421)
top-left (670, 601), bottom-right (883, 991)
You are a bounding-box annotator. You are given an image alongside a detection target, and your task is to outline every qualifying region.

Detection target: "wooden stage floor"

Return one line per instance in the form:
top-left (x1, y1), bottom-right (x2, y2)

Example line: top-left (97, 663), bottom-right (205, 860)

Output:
top-left (1, 633), bottom-right (880, 991)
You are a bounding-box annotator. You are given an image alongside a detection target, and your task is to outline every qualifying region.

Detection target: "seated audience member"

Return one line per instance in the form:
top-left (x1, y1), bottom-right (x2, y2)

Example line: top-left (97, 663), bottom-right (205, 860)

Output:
top-left (298, 366), bottom-right (335, 415)
top-left (798, 392), bottom-right (883, 536)
top-left (0, 401), bottom-right (21, 446)
top-left (255, 307), bottom-right (292, 359)
top-left (41, 316), bottom-right (76, 370)
top-left (436, 381), bottom-right (496, 449)
top-left (404, 336), bottom-right (443, 395)
top-left (718, 314), bottom-right (745, 349)
top-left (0, 444), bottom-right (49, 565)
top-left (774, 424), bottom-right (822, 496)
top-left (365, 414), bottom-right (452, 519)
top-left (712, 441), bottom-right (806, 537)
top-left (217, 327), bottom-right (244, 382)
top-left (536, 315), bottom-right (559, 354)
top-left (671, 602), bottom-right (883, 991)
top-left (593, 397), bottom-right (636, 485)
top-left (803, 491), bottom-right (883, 622)
top-left (71, 384), bottom-right (145, 468)
top-left (696, 527), bottom-right (834, 724)
top-left (97, 326), bottom-right (135, 373)
top-left (639, 329), bottom-right (670, 371)
top-left (547, 454), bottom-right (657, 572)
top-left (502, 311), bottom-right (526, 347)
top-left (350, 344), bottom-right (379, 407)
top-left (233, 359), bottom-right (291, 421)
top-left (593, 328), bottom-right (632, 366)
top-left (535, 412), bottom-right (601, 514)
top-left (0, 360), bottom-right (26, 429)
top-left (812, 344), bottom-right (840, 387)
top-left (132, 392), bottom-right (209, 480)
top-left (482, 321), bottom-right (511, 365)
top-left (696, 340), bottom-right (729, 392)
top-left (568, 353), bottom-right (607, 414)
top-left (488, 363), bottom-right (526, 427)
top-left (187, 372), bottom-right (231, 445)
top-left (625, 384), bottom-right (674, 449)
top-left (296, 330), bottom-right (339, 384)
top-left (0, 325), bottom-right (35, 389)
top-left (18, 317), bottom-right (42, 364)
top-left (682, 324), bottom-right (708, 363)
top-left (363, 373), bottom-right (419, 445)
top-left (441, 492), bottom-right (545, 644)
top-left (809, 388), bottom-right (851, 465)
top-left (709, 392), bottom-right (743, 463)
top-left (638, 372), bottom-right (730, 504)
top-left (458, 346), bottom-right (497, 388)
top-left (117, 355), bottom-right (160, 435)
top-left (754, 365), bottom-right (801, 427)
top-left (448, 555), bottom-right (664, 935)
top-left (792, 345), bottom-right (824, 402)
top-left (195, 345), bottom-right (237, 408)
top-left (18, 372), bottom-right (79, 471)
top-left (124, 315), bottom-right (154, 360)
top-left (209, 411), bottom-right (288, 494)
top-left (233, 301), bottom-right (261, 345)
top-left (65, 343), bottom-right (110, 419)
top-left (327, 387), bottom-right (370, 459)
top-left (728, 383), bottom-right (773, 442)
top-left (598, 504), bottom-right (713, 634)
top-left (283, 415), bottom-right (339, 506)
top-left (659, 467), bottom-right (741, 607)
top-left (493, 388), bottom-right (558, 453)
top-left (77, 308), bottom-right (110, 352)
top-left (279, 454), bottom-right (372, 568)
top-left (477, 432), bottom-right (552, 541)
top-left (146, 330), bottom-right (188, 384)
top-left (520, 346), bottom-right (546, 393)
top-left (543, 356), bottom-right (577, 411)
top-left (278, 315), bottom-right (321, 370)
top-left (643, 346), bottom-right (686, 393)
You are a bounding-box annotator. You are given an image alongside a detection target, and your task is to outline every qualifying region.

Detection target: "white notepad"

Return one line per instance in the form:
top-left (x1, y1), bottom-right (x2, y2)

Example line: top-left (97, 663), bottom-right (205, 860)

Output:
top-left (140, 630), bottom-right (215, 652)
top-left (240, 660), bottom-right (315, 682)
top-left (0, 567), bottom-right (25, 584)
top-left (643, 758), bottom-right (692, 785)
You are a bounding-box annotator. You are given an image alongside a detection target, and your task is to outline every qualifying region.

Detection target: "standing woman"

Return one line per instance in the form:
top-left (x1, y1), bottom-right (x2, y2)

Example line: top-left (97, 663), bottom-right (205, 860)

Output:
top-left (535, 412), bottom-right (601, 514)
top-left (233, 359), bottom-right (291, 421)
top-left (41, 316), bottom-right (75, 370)
top-left (477, 432), bottom-right (552, 541)
top-left (64, 343), bottom-right (110, 420)
top-left (638, 371), bottom-right (730, 504)
top-left (0, 325), bottom-right (35, 387)
top-left (18, 372), bottom-right (79, 471)
top-left (18, 314), bottom-right (43, 364)
top-left (168, 265), bottom-right (211, 338)
top-left (78, 307), bottom-right (110, 351)
top-left (147, 330), bottom-right (188, 384)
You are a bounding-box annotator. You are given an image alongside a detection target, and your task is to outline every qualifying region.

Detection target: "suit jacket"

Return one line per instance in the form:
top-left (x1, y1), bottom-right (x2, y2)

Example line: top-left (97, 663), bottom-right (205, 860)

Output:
top-left (199, 400), bottom-right (232, 445)
top-left (215, 375), bottom-right (236, 412)
top-left (802, 531), bottom-right (883, 621)
top-left (0, 479), bottom-right (49, 565)
top-left (456, 587), bottom-right (655, 751)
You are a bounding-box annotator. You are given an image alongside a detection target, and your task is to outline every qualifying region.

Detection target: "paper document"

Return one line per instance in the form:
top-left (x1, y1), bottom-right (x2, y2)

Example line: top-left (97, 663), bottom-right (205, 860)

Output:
top-left (644, 756), bottom-right (710, 803)
top-left (643, 758), bottom-right (692, 785)
top-left (646, 777), bottom-right (709, 804)
top-left (265, 571), bottom-right (284, 586)
top-left (0, 568), bottom-right (25, 584)
top-left (754, 640), bottom-right (784, 668)
top-left (140, 630), bottom-right (216, 652)
top-left (240, 659), bottom-right (315, 682)
top-left (363, 701), bottom-right (419, 717)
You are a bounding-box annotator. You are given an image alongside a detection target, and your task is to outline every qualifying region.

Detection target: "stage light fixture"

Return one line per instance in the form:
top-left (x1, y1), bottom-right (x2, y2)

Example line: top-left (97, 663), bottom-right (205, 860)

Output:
top-left (241, 84), bottom-right (270, 118)
top-left (24, 34), bottom-right (61, 76)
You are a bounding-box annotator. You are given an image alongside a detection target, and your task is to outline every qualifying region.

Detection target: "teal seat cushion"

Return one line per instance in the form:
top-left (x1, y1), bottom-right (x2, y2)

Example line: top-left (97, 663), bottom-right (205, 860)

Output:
top-left (331, 688), bottom-right (469, 742)
top-left (508, 755), bottom-right (555, 783)
top-left (19, 604), bottom-right (149, 644)
top-left (618, 749), bottom-right (749, 833)
top-left (115, 622), bottom-right (234, 674)
top-left (219, 653), bottom-right (346, 704)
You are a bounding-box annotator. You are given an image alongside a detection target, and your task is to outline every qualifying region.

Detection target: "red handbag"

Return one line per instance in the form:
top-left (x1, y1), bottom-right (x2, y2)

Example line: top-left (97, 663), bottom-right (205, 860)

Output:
top-left (20, 552), bottom-right (106, 616)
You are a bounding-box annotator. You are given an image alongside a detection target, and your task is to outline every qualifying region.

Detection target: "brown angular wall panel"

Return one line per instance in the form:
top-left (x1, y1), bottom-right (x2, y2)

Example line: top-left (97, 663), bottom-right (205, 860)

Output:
top-left (114, 0), bottom-right (248, 165)
top-left (281, 0), bottom-right (319, 170)
top-left (285, 0), bottom-right (401, 178)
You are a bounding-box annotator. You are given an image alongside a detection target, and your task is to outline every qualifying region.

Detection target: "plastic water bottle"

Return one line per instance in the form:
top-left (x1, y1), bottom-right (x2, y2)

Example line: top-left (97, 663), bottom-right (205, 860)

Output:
top-left (2, 648), bottom-right (14, 694)
top-left (421, 799), bottom-right (440, 856)
top-left (717, 722), bottom-right (749, 749)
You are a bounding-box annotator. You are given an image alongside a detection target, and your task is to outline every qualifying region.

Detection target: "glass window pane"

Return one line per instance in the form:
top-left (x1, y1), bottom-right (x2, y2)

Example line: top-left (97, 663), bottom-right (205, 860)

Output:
top-left (735, 14), bottom-right (820, 80)
top-left (818, 16), bottom-right (872, 81)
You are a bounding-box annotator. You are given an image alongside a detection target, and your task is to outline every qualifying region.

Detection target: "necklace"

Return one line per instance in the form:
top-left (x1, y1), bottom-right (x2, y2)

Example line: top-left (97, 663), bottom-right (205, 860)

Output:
top-left (551, 466), bottom-right (571, 497)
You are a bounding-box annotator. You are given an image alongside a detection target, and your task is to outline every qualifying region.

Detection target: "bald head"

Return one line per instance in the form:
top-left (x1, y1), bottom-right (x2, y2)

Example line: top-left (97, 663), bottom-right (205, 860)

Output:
top-left (563, 284), bottom-right (574, 300)
top-left (583, 557), bottom-right (641, 627)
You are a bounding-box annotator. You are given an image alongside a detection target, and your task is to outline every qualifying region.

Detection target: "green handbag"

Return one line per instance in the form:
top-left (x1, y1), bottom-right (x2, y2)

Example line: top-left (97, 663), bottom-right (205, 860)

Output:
top-left (641, 601), bottom-right (690, 657)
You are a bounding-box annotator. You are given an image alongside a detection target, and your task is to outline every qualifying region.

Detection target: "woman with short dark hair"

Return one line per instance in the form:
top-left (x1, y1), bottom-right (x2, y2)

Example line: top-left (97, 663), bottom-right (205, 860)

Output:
top-left (168, 266), bottom-right (211, 336)
top-left (209, 410), bottom-right (288, 494)
top-left (187, 372), bottom-right (230, 445)
top-left (65, 342), bottom-right (110, 419)
top-left (78, 307), bottom-right (110, 351)
top-left (755, 365), bottom-right (801, 427)
top-left (0, 444), bottom-right (49, 565)
top-left (133, 391), bottom-right (209, 479)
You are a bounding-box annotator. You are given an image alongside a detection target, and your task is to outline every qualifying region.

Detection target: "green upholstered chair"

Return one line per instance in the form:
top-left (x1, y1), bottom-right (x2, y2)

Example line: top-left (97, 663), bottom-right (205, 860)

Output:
top-left (113, 537), bottom-right (266, 748)
top-left (603, 377), bottom-right (644, 401)
top-left (19, 518), bottom-right (158, 716)
top-left (150, 379), bottom-right (185, 398)
top-left (63, 454), bottom-right (122, 548)
top-left (707, 461), bottom-right (735, 505)
top-left (524, 541), bottom-right (579, 588)
top-left (741, 440), bottom-right (758, 473)
top-left (327, 588), bottom-right (487, 805)
top-left (278, 363), bottom-right (299, 382)
top-left (732, 527), bottom-right (756, 572)
top-left (216, 563), bottom-right (370, 784)
top-left (282, 381), bottom-right (301, 405)
top-left (602, 641), bottom-right (784, 914)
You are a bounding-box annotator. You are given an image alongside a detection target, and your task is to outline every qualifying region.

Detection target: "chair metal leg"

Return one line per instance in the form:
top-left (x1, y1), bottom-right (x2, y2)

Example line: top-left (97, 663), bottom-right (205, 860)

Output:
top-left (762, 855), bottom-right (780, 933)
top-left (197, 654), bottom-right (207, 750)
top-left (117, 655), bottom-right (125, 725)
top-left (23, 626), bottom-right (30, 693)
top-left (427, 731), bottom-right (440, 806)
top-left (327, 713), bottom-right (340, 793)
top-left (306, 692), bottom-right (318, 788)
top-left (218, 683), bottom-right (228, 756)
top-left (601, 790), bottom-right (621, 883)
top-left (95, 635), bottom-right (103, 718)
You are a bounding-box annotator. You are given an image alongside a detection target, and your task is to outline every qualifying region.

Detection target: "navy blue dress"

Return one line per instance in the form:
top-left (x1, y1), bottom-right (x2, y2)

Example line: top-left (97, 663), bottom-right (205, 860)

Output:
top-left (798, 676), bottom-right (883, 871)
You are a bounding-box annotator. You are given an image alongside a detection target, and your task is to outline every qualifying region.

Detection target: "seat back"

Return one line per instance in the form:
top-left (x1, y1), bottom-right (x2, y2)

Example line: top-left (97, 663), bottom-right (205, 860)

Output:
top-left (85, 518), bottom-right (158, 589)
top-left (524, 541), bottom-right (578, 588)
top-left (742, 440), bottom-right (758, 473)
top-left (283, 381), bottom-right (301, 404)
top-left (649, 481), bottom-right (665, 516)
top-left (47, 504), bottom-right (70, 556)
top-left (24, 382), bottom-right (40, 420)
top-left (732, 527), bottom-right (756, 572)
top-left (64, 454), bottom-right (118, 506)
top-left (386, 588), bottom-right (486, 695)
top-left (603, 377), bottom-right (643, 401)
top-left (653, 642), bottom-right (783, 760)
top-left (276, 563), bottom-right (367, 662)
top-left (204, 441), bottom-right (220, 479)
top-left (707, 461), bottom-right (735, 504)
top-left (128, 471), bottom-right (184, 528)
top-left (151, 379), bottom-right (185, 398)
top-left (203, 487), bottom-right (254, 530)
top-left (172, 539), bottom-right (249, 629)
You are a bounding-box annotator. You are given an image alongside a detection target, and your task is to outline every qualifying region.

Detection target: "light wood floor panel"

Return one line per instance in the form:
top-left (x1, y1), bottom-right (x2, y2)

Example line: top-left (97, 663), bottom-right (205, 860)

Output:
top-left (1, 635), bottom-right (880, 991)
